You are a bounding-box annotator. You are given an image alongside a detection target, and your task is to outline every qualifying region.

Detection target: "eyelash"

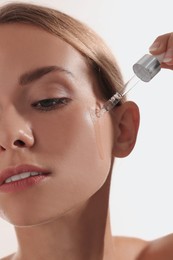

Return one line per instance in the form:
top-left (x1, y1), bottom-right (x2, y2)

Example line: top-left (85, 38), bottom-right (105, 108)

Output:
top-left (31, 97), bottom-right (71, 112)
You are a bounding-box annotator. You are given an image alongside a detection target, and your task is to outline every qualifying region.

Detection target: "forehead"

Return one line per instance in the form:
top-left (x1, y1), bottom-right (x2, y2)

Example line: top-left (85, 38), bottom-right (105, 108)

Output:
top-left (0, 23), bottom-right (91, 83)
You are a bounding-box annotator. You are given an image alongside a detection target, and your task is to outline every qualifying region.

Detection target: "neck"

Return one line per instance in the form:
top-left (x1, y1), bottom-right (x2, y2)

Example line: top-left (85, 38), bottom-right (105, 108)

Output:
top-left (14, 173), bottom-right (115, 260)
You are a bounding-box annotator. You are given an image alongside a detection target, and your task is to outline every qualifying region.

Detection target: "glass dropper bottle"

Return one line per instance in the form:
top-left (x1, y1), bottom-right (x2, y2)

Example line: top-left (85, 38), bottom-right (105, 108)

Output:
top-left (97, 54), bottom-right (161, 118)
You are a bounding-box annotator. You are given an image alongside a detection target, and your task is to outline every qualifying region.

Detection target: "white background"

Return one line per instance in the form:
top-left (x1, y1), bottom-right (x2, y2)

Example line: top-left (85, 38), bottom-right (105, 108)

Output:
top-left (0, 0), bottom-right (173, 258)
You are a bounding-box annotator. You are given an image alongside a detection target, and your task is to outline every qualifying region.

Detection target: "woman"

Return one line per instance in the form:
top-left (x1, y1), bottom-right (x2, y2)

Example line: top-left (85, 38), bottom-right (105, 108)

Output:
top-left (0, 2), bottom-right (172, 260)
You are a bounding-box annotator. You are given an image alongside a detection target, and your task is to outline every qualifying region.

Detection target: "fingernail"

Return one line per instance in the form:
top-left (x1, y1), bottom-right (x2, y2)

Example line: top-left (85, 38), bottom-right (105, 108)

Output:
top-left (149, 41), bottom-right (160, 52)
top-left (162, 48), bottom-right (173, 63)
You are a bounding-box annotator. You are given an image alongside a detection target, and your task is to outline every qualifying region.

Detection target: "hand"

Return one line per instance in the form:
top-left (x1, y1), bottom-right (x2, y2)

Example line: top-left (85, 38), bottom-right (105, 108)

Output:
top-left (149, 32), bottom-right (173, 70)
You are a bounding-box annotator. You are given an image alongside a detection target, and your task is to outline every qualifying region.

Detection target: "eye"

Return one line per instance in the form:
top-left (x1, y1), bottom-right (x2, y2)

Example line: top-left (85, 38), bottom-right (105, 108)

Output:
top-left (32, 98), bottom-right (71, 111)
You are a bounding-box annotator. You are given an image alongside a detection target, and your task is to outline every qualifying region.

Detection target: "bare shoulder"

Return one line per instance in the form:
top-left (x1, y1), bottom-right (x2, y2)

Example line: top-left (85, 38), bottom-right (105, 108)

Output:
top-left (113, 236), bottom-right (149, 260)
top-left (0, 253), bottom-right (15, 260)
top-left (113, 234), bottom-right (173, 260)
top-left (136, 233), bottom-right (173, 260)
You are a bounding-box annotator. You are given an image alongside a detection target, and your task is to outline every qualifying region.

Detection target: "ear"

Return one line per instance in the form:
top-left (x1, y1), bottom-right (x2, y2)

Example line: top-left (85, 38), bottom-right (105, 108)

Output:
top-left (112, 101), bottom-right (140, 158)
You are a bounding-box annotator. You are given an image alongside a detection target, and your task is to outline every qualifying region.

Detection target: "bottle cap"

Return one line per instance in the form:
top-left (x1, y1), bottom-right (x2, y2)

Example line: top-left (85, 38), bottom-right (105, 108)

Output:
top-left (133, 54), bottom-right (161, 82)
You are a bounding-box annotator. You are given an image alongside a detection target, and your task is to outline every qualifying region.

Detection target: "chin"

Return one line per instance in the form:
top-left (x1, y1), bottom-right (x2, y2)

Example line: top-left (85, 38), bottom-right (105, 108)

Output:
top-left (0, 204), bottom-right (67, 227)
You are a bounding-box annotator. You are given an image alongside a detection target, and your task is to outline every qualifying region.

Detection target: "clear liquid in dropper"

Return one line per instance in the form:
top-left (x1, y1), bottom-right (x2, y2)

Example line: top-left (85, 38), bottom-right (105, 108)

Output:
top-left (96, 75), bottom-right (140, 118)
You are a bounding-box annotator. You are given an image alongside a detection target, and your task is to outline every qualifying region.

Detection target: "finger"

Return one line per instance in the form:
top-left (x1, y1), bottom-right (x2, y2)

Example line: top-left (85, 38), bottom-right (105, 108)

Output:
top-left (161, 33), bottom-right (173, 65)
top-left (149, 33), bottom-right (171, 55)
top-left (160, 63), bottom-right (173, 70)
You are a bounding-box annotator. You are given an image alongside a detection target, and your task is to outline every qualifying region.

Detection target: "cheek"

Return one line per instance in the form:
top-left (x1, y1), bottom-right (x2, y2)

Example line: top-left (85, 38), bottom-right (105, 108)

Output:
top-left (33, 107), bottom-right (113, 194)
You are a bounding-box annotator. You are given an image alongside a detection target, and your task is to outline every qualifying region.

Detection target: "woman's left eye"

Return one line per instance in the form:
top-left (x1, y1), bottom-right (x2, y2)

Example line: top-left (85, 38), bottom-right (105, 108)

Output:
top-left (31, 98), bottom-right (71, 111)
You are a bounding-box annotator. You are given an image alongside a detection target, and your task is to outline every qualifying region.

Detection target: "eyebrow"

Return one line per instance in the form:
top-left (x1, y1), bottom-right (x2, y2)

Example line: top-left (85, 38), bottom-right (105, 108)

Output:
top-left (19, 65), bottom-right (74, 86)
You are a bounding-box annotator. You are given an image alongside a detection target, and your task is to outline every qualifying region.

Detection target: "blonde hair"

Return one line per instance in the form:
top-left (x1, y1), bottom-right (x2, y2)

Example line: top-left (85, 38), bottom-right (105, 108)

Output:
top-left (0, 2), bottom-right (124, 101)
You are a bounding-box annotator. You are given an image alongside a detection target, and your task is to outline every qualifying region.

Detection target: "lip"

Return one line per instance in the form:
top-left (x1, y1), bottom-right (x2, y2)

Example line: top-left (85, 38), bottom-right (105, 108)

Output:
top-left (0, 164), bottom-right (50, 193)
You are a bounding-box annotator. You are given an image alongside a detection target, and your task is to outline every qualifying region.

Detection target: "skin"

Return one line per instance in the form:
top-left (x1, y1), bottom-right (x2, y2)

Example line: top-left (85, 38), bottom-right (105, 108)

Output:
top-left (0, 24), bottom-right (172, 260)
top-left (0, 23), bottom-right (139, 260)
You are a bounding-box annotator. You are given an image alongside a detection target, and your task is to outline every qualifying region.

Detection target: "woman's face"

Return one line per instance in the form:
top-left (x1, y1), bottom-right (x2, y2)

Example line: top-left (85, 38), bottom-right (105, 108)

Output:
top-left (0, 24), bottom-right (114, 226)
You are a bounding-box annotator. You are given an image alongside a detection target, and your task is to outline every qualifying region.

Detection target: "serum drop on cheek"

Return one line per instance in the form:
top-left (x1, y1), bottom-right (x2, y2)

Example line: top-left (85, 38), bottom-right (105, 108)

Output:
top-left (97, 54), bottom-right (162, 118)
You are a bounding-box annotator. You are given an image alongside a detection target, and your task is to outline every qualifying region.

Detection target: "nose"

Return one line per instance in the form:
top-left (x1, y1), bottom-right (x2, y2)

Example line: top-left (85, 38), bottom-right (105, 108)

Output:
top-left (0, 106), bottom-right (34, 151)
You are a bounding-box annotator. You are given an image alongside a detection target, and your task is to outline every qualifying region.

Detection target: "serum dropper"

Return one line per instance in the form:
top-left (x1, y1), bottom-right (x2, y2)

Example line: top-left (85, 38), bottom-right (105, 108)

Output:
top-left (97, 54), bottom-right (161, 118)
